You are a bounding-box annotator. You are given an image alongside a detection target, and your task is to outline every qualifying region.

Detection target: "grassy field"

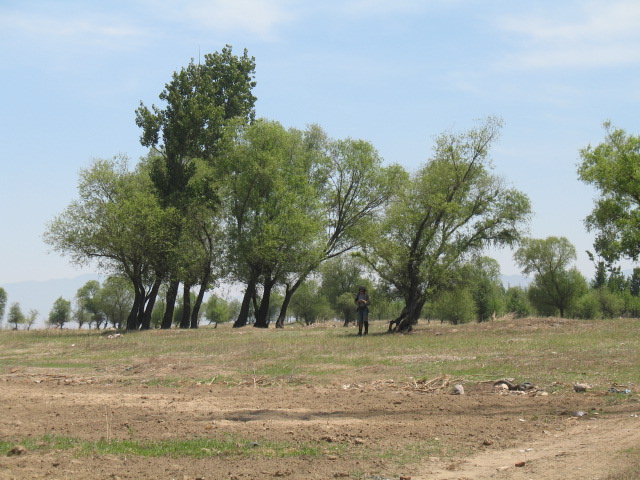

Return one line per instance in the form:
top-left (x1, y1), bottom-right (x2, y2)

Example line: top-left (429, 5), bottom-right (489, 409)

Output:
top-left (1, 316), bottom-right (639, 390)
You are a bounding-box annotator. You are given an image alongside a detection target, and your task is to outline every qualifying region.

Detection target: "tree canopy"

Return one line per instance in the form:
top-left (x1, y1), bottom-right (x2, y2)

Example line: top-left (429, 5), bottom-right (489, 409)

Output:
top-left (578, 122), bottom-right (640, 263)
top-left (514, 236), bottom-right (588, 317)
top-left (359, 116), bottom-right (531, 331)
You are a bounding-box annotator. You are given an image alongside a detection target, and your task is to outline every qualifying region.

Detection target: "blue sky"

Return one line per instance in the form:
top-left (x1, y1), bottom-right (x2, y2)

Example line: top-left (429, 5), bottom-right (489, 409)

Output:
top-left (1, 0), bottom-right (639, 286)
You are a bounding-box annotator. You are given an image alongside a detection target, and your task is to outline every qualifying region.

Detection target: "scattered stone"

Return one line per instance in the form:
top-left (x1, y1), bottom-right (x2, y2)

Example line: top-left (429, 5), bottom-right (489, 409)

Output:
top-left (452, 384), bottom-right (464, 395)
top-left (7, 445), bottom-right (27, 456)
top-left (320, 435), bottom-right (336, 442)
top-left (573, 383), bottom-right (591, 392)
top-left (482, 439), bottom-right (493, 446)
top-left (515, 461), bottom-right (526, 467)
top-left (497, 466), bottom-right (510, 472)
top-left (573, 411), bottom-right (587, 417)
top-left (327, 455), bottom-right (338, 460)
top-left (400, 476), bottom-right (412, 480)
top-left (353, 437), bottom-right (365, 445)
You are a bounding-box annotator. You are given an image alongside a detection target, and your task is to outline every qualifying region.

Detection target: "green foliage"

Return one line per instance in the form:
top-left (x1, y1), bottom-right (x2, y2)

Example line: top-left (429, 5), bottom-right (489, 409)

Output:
top-left (360, 116), bottom-right (531, 329)
top-left (432, 289), bottom-right (477, 324)
top-left (203, 295), bottom-right (240, 324)
top-left (98, 276), bottom-right (134, 329)
top-left (504, 286), bottom-right (533, 318)
top-left (7, 302), bottom-right (25, 330)
top-left (136, 45), bottom-right (256, 206)
top-left (464, 257), bottom-right (505, 321)
top-left (75, 280), bottom-right (103, 328)
top-left (572, 291), bottom-right (602, 319)
top-left (335, 292), bottom-right (357, 324)
top-left (289, 280), bottom-right (333, 325)
top-left (48, 297), bottom-right (71, 328)
top-left (578, 122), bottom-right (640, 263)
top-left (515, 237), bottom-right (588, 317)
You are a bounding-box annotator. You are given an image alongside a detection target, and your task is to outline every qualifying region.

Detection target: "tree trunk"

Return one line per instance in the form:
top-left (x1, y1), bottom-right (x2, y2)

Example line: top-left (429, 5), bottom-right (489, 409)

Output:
top-left (141, 277), bottom-right (162, 330)
top-left (275, 277), bottom-right (305, 328)
top-left (161, 279), bottom-right (180, 329)
top-left (126, 285), bottom-right (144, 330)
top-left (179, 283), bottom-right (191, 329)
top-left (234, 278), bottom-right (256, 328)
top-left (190, 269), bottom-right (210, 329)
top-left (390, 297), bottom-right (426, 333)
top-left (254, 278), bottom-right (276, 328)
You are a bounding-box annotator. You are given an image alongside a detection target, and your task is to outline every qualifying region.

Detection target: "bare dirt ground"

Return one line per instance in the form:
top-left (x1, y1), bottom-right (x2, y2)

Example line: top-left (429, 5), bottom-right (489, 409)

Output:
top-left (1, 366), bottom-right (639, 480)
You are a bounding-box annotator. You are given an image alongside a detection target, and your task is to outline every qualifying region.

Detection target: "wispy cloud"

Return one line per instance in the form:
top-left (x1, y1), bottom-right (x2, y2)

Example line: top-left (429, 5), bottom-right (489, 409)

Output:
top-left (496, 0), bottom-right (640, 69)
top-left (145, 0), bottom-right (296, 40)
top-left (0, 6), bottom-right (151, 54)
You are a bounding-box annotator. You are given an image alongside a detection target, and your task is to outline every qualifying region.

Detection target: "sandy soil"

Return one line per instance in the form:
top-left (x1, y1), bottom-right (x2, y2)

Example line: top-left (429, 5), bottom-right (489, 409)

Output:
top-left (1, 367), bottom-right (639, 480)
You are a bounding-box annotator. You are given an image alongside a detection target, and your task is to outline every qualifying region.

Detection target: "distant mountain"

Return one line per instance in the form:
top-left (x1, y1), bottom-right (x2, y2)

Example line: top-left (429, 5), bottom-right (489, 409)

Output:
top-left (0, 274), bottom-right (101, 328)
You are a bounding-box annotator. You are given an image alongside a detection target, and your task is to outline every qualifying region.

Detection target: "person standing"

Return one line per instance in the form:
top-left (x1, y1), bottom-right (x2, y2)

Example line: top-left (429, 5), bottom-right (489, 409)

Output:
top-left (354, 286), bottom-right (370, 336)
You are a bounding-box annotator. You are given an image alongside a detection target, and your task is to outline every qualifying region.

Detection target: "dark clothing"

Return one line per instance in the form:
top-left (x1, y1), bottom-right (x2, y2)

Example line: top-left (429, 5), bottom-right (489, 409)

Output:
top-left (355, 291), bottom-right (370, 335)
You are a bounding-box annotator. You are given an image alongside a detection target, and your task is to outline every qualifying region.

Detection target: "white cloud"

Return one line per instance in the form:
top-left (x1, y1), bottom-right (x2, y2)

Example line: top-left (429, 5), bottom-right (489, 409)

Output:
top-left (145, 0), bottom-right (296, 39)
top-left (495, 0), bottom-right (640, 69)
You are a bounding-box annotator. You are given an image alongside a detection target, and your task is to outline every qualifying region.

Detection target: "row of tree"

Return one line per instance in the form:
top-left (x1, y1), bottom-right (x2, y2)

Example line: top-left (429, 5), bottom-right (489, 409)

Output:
top-left (40, 46), bottom-right (640, 332)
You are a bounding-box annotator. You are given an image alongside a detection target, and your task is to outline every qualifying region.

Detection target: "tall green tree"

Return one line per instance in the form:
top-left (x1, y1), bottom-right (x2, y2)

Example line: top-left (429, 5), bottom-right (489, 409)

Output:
top-left (360, 117), bottom-right (531, 332)
top-left (7, 302), bottom-right (24, 330)
top-left (274, 134), bottom-right (404, 327)
top-left (514, 236), bottom-right (588, 317)
top-left (135, 46), bottom-right (256, 326)
top-left (578, 122), bottom-right (640, 263)
top-left (48, 297), bottom-right (71, 328)
top-left (224, 120), bottom-right (327, 328)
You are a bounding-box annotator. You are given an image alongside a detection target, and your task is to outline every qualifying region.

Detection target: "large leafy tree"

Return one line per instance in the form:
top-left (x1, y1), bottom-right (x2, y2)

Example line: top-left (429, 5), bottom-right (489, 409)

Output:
top-left (274, 135), bottom-right (404, 327)
top-left (135, 46), bottom-right (256, 326)
top-left (578, 122), bottom-right (640, 263)
top-left (223, 120), bottom-right (327, 328)
top-left (360, 117), bottom-right (531, 332)
top-left (44, 156), bottom-right (180, 330)
top-left (514, 236), bottom-right (588, 317)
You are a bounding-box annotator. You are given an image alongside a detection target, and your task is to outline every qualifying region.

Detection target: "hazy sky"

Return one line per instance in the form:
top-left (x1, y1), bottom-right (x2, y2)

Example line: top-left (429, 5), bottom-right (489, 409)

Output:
top-left (1, 0), bottom-right (639, 285)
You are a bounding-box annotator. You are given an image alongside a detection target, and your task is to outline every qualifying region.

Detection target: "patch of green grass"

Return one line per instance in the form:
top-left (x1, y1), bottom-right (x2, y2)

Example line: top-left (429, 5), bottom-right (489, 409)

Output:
top-left (0, 434), bottom-right (348, 459)
top-left (374, 439), bottom-right (462, 465)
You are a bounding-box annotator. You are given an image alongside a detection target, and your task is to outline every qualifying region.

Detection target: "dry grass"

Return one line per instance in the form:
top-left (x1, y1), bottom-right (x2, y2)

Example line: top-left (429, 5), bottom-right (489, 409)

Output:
top-left (1, 316), bottom-right (639, 393)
